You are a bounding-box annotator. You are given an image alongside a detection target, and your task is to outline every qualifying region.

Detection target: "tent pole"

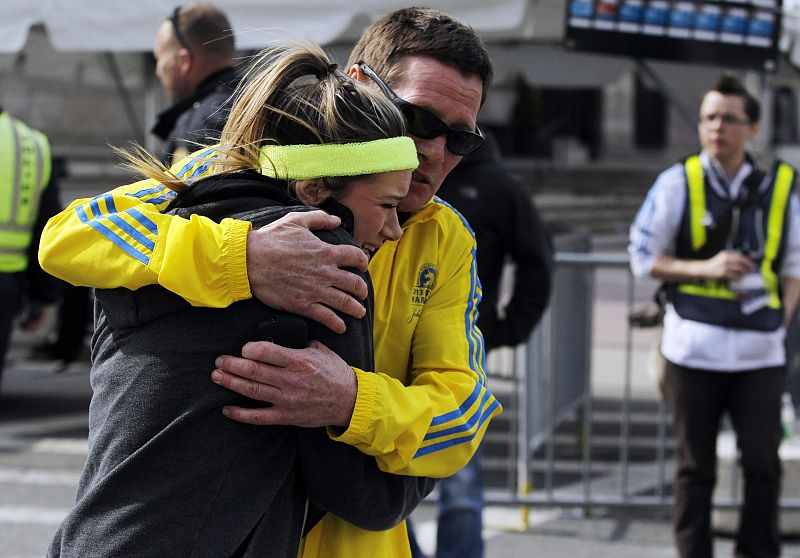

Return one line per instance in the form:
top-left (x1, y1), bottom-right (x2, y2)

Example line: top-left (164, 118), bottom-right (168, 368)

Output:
top-left (634, 58), bottom-right (696, 133)
top-left (101, 51), bottom-right (144, 142)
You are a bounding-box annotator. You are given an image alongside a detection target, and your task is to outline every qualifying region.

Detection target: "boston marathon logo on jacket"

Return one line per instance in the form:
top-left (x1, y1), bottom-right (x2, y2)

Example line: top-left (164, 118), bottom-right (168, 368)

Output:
top-left (672, 154), bottom-right (795, 331)
top-left (407, 263), bottom-right (437, 323)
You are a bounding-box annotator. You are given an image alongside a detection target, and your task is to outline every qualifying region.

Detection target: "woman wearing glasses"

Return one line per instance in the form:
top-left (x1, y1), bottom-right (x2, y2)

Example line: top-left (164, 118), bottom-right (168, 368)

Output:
top-left (45, 42), bottom-right (434, 557)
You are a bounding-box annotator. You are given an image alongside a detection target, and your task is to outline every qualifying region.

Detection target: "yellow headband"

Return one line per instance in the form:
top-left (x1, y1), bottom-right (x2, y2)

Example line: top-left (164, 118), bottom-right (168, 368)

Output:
top-left (258, 137), bottom-right (418, 180)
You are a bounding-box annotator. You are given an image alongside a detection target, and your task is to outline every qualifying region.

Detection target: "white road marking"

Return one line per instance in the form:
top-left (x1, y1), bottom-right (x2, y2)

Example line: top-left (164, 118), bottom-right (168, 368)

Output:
top-left (0, 467), bottom-right (80, 486)
top-left (29, 438), bottom-right (88, 455)
top-left (0, 505), bottom-right (69, 526)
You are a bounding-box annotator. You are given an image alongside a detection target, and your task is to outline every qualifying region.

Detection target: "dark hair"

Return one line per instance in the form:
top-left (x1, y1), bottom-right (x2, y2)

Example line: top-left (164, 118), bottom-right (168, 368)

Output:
top-left (347, 7), bottom-right (493, 106)
top-left (173, 3), bottom-right (235, 61)
top-left (711, 75), bottom-right (760, 123)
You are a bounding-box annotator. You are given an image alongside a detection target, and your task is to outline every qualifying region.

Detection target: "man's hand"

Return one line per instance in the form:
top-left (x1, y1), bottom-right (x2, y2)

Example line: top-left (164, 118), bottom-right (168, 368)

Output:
top-left (211, 340), bottom-right (358, 428)
top-left (247, 211), bottom-right (369, 334)
top-left (701, 250), bottom-right (754, 281)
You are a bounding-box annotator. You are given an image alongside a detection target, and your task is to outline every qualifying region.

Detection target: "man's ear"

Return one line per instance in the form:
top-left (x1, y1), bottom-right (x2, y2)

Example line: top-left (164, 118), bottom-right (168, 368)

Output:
top-left (177, 47), bottom-right (193, 74)
top-left (295, 180), bottom-right (331, 207)
top-left (747, 122), bottom-right (761, 142)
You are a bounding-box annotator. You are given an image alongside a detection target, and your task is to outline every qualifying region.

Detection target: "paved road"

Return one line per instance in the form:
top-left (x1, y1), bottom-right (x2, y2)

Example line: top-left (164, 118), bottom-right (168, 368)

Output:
top-left (3, 301), bottom-right (800, 557)
top-left (0, 354), bottom-right (91, 558)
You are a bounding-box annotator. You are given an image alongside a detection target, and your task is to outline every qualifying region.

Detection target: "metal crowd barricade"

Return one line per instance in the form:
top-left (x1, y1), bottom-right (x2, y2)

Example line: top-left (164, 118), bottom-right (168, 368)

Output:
top-left (483, 249), bottom-right (800, 518)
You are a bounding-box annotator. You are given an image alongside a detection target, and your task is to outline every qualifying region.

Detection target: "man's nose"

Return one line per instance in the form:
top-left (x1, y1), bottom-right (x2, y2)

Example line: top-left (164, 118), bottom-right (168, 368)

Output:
top-left (415, 134), bottom-right (447, 165)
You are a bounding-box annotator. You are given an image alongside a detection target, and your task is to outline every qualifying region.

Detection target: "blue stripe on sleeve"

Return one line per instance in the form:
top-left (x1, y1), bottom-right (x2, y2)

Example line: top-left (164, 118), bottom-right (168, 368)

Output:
top-left (414, 398), bottom-right (501, 458)
top-left (103, 194), bottom-right (117, 214)
top-left (101, 213), bottom-right (156, 251)
top-left (412, 198), bottom-right (493, 459)
top-left (430, 382), bottom-right (482, 427)
top-left (465, 250), bottom-right (485, 383)
top-left (88, 197), bottom-right (102, 220)
top-left (423, 388), bottom-right (495, 441)
top-left (176, 147), bottom-right (216, 178)
top-left (125, 208), bottom-right (158, 234)
top-left (129, 184), bottom-right (168, 199)
top-left (433, 197), bottom-right (476, 238)
top-left (75, 205), bottom-right (150, 265)
top-left (126, 208), bottom-right (158, 235)
top-left (141, 195), bottom-right (176, 206)
top-left (187, 162), bottom-right (212, 180)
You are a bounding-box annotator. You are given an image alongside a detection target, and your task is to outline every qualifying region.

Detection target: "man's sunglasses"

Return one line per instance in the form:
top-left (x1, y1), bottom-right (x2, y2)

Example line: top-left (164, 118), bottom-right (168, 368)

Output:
top-left (170, 6), bottom-right (193, 54)
top-left (358, 62), bottom-right (484, 156)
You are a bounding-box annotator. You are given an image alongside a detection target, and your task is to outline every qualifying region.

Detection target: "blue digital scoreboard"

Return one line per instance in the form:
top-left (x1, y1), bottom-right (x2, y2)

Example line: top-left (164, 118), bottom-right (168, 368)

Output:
top-left (565, 1), bottom-right (782, 70)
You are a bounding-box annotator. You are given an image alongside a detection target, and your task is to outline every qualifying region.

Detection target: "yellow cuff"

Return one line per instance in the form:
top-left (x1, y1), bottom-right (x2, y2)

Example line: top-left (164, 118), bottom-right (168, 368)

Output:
top-left (221, 218), bottom-right (253, 302)
top-left (328, 368), bottom-right (376, 444)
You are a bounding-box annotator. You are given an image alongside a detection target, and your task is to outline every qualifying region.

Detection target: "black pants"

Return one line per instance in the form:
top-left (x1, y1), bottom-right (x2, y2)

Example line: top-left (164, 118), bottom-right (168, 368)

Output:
top-left (666, 360), bottom-right (785, 558)
top-left (51, 285), bottom-right (91, 361)
top-left (0, 273), bottom-right (22, 388)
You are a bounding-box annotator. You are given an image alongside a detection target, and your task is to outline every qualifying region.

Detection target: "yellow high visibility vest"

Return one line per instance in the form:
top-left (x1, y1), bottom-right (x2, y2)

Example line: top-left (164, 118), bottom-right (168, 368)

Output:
top-left (0, 112), bottom-right (51, 272)
top-left (674, 154), bottom-right (794, 330)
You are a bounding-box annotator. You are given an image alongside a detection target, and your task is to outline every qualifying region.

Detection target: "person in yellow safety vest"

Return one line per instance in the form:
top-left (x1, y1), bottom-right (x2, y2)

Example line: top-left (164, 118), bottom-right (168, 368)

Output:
top-left (629, 75), bottom-right (800, 558)
top-left (39, 8), bottom-right (500, 557)
top-left (0, 109), bottom-right (62, 389)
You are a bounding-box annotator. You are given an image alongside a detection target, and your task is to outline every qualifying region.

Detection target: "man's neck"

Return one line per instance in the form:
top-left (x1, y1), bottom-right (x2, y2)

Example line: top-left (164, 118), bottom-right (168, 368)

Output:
top-left (184, 60), bottom-right (234, 99)
top-left (715, 153), bottom-right (746, 179)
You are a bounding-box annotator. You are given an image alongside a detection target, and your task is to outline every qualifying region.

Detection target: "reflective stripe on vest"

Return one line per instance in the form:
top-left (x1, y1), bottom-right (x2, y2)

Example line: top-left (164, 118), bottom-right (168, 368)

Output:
top-left (677, 155), bottom-right (794, 311)
top-left (0, 112), bottom-right (51, 272)
top-left (685, 155), bottom-right (707, 251)
top-left (762, 162), bottom-right (795, 308)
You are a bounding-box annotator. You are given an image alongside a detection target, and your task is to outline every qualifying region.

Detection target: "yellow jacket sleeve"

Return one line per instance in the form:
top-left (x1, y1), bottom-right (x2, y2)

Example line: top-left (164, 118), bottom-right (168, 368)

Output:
top-left (331, 200), bottom-right (502, 478)
top-left (38, 149), bottom-right (252, 307)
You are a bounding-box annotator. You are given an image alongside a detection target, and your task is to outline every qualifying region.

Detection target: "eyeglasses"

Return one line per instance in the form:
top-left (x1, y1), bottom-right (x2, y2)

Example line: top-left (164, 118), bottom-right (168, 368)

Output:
top-left (358, 62), bottom-right (484, 156)
top-left (169, 6), bottom-right (193, 54)
top-left (699, 112), bottom-right (751, 126)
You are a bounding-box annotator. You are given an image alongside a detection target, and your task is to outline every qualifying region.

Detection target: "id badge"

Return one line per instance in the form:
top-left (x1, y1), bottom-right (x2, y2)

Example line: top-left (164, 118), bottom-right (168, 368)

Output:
top-left (729, 272), bottom-right (764, 293)
top-left (730, 272), bottom-right (769, 315)
top-left (740, 292), bottom-right (770, 315)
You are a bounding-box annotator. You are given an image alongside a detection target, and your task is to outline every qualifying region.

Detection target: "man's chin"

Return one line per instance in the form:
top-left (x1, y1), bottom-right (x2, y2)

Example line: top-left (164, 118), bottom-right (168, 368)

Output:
top-left (398, 194), bottom-right (432, 214)
top-left (399, 183), bottom-right (436, 213)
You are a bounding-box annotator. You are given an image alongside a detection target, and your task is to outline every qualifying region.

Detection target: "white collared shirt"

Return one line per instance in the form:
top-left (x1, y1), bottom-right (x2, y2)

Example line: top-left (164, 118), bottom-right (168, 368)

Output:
top-left (629, 152), bottom-right (800, 371)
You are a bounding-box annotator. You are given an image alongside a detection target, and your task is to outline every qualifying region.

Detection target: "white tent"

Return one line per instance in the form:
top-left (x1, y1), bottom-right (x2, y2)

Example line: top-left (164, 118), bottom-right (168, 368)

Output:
top-left (4, 0), bottom-right (796, 163)
top-left (0, 0), bottom-right (534, 53)
top-left (0, 0), bottom-right (548, 154)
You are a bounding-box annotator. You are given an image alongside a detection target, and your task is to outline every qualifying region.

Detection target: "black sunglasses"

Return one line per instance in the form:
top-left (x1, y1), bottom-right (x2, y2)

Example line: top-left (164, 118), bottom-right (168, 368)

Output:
top-left (358, 62), bottom-right (484, 156)
top-left (170, 6), bottom-right (193, 54)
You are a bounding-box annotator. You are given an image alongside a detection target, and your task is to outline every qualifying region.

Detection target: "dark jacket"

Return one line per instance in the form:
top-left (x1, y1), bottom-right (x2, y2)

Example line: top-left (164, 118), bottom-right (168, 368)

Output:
top-left (49, 171), bottom-right (435, 558)
top-left (152, 66), bottom-right (239, 164)
top-left (437, 136), bottom-right (552, 351)
top-left (24, 165), bottom-right (64, 304)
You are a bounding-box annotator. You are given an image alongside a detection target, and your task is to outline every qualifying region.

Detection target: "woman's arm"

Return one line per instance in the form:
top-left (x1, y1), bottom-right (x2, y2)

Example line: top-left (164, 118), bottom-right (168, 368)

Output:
top-left (38, 148), bottom-right (369, 331)
top-left (296, 427), bottom-right (435, 531)
top-left (39, 148), bottom-right (253, 307)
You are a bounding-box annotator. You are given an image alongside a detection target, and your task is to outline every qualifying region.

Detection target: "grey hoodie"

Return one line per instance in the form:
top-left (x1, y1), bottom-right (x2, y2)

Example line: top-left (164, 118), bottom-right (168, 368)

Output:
top-left (49, 171), bottom-right (434, 558)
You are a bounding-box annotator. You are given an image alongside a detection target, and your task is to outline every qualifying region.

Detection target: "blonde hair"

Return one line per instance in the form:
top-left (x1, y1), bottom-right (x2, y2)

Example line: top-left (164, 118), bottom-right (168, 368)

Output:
top-left (118, 41), bottom-right (406, 192)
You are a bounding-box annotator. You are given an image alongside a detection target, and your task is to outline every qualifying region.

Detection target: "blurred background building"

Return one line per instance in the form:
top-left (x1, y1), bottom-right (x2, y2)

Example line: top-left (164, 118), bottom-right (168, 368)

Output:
top-left (1, 0), bottom-right (798, 242)
top-left (6, 5), bottom-right (800, 556)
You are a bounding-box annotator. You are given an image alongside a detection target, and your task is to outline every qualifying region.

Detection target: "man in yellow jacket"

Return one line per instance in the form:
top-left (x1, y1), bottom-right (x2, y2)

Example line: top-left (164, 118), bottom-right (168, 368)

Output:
top-left (39, 7), bottom-right (501, 557)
